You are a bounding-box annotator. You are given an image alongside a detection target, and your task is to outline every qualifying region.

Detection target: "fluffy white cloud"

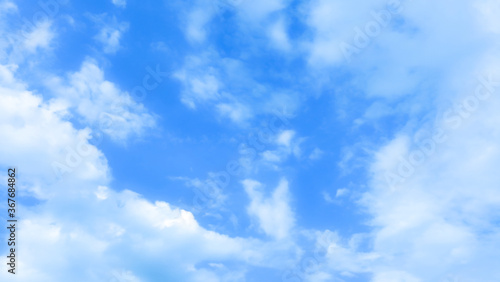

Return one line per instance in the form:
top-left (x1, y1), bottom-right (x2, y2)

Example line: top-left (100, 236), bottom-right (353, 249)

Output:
top-left (358, 66), bottom-right (500, 280)
top-left (47, 58), bottom-right (156, 141)
top-left (301, 0), bottom-right (383, 66)
top-left (0, 62), bottom-right (299, 282)
top-left (243, 178), bottom-right (295, 240)
top-left (0, 0), bottom-right (16, 12)
top-left (0, 65), bottom-right (109, 198)
top-left (0, 15), bottom-right (300, 277)
top-left (0, 188), bottom-right (281, 281)
top-left (291, 1), bottom-right (500, 281)
top-left (5, 0), bottom-right (500, 280)
top-left (300, 0), bottom-right (488, 99)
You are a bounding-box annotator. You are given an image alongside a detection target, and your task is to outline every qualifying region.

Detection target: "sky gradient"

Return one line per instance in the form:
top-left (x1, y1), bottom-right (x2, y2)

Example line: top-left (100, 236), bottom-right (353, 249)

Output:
top-left (1, 0), bottom-right (500, 281)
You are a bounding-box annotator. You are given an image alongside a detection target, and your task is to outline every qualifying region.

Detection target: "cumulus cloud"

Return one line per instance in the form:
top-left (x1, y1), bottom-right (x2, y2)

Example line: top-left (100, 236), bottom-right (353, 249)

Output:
top-left (0, 62), bottom-right (298, 282)
top-left (47, 58), bottom-right (156, 141)
top-left (0, 65), bottom-right (109, 198)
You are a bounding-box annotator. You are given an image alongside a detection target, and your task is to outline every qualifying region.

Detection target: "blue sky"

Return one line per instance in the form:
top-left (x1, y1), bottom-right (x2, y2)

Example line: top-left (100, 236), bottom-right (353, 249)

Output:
top-left (1, 0), bottom-right (500, 281)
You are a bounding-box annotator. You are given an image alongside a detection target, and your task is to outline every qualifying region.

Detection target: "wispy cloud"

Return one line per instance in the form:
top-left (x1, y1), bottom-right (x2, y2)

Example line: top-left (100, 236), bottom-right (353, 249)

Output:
top-left (47, 58), bottom-right (156, 142)
top-left (243, 178), bottom-right (295, 240)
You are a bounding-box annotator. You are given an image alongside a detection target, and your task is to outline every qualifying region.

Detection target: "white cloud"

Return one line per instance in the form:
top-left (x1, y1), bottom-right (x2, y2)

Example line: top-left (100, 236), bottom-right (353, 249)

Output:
top-left (268, 17), bottom-right (291, 51)
top-left (0, 188), bottom-right (279, 281)
top-left (171, 174), bottom-right (228, 212)
top-left (173, 54), bottom-right (222, 109)
top-left (277, 129), bottom-right (295, 147)
top-left (258, 130), bottom-right (302, 166)
top-left (0, 62), bottom-right (299, 282)
top-left (243, 178), bottom-right (295, 240)
top-left (299, 230), bottom-right (379, 280)
top-left (301, 0), bottom-right (485, 99)
top-left (335, 188), bottom-right (348, 198)
top-left (92, 16), bottom-right (129, 54)
top-left (0, 0), bottom-right (16, 13)
top-left (95, 185), bottom-right (110, 200)
top-left (292, 1), bottom-right (500, 281)
top-left (322, 188), bottom-right (349, 204)
top-left (173, 52), bottom-right (301, 123)
top-left (0, 5), bottom-right (55, 64)
top-left (6, 0), bottom-right (500, 280)
top-left (0, 65), bottom-right (109, 198)
top-left (112, 0), bottom-right (126, 8)
top-left (182, 0), bottom-right (293, 56)
top-left (261, 150), bottom-right (282, 163)
top-left (303, 0), bottom-right (377, 66)
top-left (22, 20), bottom-right (55, 52)
top-left (236, 128), bottom-right (303, 175)
top-left (216, 102), bottom-right (251, 123)
top-left (47, 58), bottom-right (156, 141)
top-left (185, 8), bottom-right (213, 43)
